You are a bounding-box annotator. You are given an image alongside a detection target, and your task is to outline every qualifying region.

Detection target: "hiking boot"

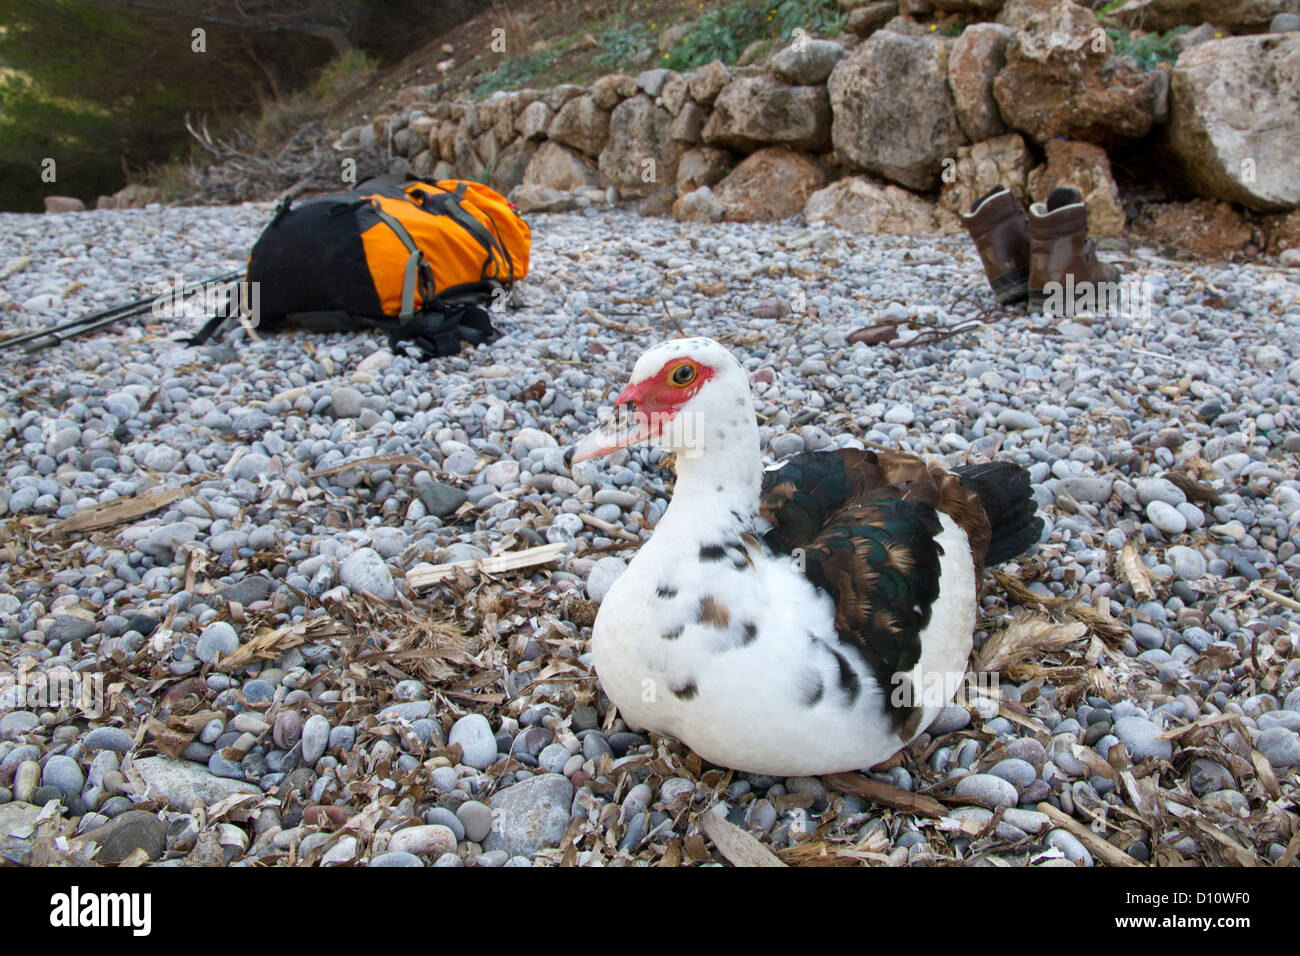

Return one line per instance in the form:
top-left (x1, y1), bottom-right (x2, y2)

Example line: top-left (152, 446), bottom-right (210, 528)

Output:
top-left (960, 186), bottom-right (1030, 305)
top-left (1028, 187), bottom-right (1120, 314)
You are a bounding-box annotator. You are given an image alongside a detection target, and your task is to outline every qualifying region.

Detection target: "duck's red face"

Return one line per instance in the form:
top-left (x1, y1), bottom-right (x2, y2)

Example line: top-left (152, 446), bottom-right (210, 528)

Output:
top-left (569, 354), bottom-right (717, 462)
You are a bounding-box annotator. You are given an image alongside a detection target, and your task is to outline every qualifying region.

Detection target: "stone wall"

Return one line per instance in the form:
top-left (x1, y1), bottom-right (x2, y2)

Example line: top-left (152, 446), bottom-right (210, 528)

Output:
top-left (325, 0), bottom-right (1300, 254)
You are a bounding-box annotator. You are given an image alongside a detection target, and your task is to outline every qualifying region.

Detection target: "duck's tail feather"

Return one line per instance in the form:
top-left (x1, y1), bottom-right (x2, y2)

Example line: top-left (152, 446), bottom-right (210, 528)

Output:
top-left (954, 461), bottom-right (1044, 566)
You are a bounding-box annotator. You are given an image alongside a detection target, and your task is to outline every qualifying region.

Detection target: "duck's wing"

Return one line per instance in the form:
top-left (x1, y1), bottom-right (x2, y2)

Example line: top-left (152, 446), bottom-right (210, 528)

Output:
top-left (758, 449), bottom-right (997, 733)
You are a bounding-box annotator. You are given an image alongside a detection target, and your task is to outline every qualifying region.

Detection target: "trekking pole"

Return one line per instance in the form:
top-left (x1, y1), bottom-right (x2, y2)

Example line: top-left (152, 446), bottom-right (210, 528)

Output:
top-left (24, 282), bottom-right (235, 354)
top-left (0, 268), bottom-right (245, 353)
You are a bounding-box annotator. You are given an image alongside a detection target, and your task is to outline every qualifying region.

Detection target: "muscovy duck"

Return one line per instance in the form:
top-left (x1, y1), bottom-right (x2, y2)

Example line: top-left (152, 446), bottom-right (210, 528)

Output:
top-left (569, 337), bottom-right (1043, 775)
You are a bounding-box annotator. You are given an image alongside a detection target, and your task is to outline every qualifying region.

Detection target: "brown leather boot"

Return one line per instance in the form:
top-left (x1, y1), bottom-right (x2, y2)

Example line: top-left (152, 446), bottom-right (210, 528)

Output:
top-left (1028, 188), bottom-right (1120, 315)
top-left (960, 186), bottom-right (1030, 305)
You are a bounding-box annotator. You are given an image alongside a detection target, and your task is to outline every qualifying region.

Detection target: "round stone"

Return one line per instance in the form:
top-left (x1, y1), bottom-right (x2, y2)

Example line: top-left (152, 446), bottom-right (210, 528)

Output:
top-left (448, 714), bottom-right (497, 770)
top-left (195, 621), bottom-right (239, 663)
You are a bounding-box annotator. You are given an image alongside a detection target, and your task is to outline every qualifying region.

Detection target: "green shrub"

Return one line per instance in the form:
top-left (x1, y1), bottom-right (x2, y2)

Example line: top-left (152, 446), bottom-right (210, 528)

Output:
top-left (663, 0), bottom-right (846, 72)
top-left (1106, 26), bottom-right (1187, 71)
top-left (313, 49), bottom-right (379, 99)
top-left (473, 49), bottom-right (555, 97)
top-left (592, 22), bottom-right (657, 70)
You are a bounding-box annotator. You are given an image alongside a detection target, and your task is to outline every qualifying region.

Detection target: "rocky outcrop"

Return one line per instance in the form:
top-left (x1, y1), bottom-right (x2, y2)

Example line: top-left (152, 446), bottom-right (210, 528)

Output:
top-left (674, 186), bottom-right (726, 222)
top-left (1167, 34), bottom-right (1300, 211)
top-left (1133, 199), bottom-right (1254, 257)
top-left (523, 142), bottom-right (601, 192)
top-left (547, 95), bottom-right (611, 158)
top-left (232, 0), bottom-right (1295, 250)
top-left (948, 23), bottom-right (1013, 142)
top-left (97, 184), bottom-right (161, 209)
top-left (686, 60), bottom-right (731, 105)
top-left (43, 196), bottom-right (85, 213)
top-left (676, 146), bottom-right (732, 193)
top-left (598, 95), bottom-right (680, 199)
top-left (702, 75), bottom-right (833, 152)
top-left (827, 31), bottom-right (967, 190)
top-left (771, 39), bottom-right (847, 85)
top-left (805, 176), bottom-right (960, 234)
top-left (714, 148), bottom-right (827, 221)
top-left (1102, 0), bottom-right (1298, 32)
top-left (846, 2), bottom-right (899, 36)
top-left (1026, 140), bottom-right (1126, 236)
top-left (939, 132), bottom-right (1032, 214)
top-left (993, 0), bottom-right (1167, 144)
top-left (592, 73), bottom-right (637, 109)
top-left (489, 139), bottom-right (537, 193)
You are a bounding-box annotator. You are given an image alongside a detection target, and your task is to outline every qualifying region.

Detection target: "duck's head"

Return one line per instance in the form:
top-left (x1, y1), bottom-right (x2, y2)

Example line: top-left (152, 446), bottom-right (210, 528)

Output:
top-left (569, 336), bottom-right (753, 463)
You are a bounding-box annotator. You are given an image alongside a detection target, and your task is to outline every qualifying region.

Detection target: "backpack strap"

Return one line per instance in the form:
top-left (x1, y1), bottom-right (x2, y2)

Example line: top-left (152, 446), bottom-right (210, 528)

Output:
top-left (367, 201), bottom-right (429, 322)
top-left (407, 184), bottom-right (514, 287)
top-left (390, 303), bottom-right (499, 360)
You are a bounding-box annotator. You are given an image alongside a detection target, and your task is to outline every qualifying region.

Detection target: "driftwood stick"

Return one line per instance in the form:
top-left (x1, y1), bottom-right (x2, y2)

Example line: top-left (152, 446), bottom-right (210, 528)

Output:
top-left (406, 543), bottom-right (566, 589)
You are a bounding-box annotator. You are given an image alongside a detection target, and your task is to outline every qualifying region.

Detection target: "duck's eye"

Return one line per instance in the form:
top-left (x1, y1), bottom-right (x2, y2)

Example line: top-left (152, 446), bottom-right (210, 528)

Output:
top-left (671, 363), bottom-right (697, 387)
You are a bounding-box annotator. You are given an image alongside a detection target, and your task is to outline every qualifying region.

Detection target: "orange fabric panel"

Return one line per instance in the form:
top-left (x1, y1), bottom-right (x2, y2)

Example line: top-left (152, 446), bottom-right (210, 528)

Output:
top-left (358, 181), bottom-right (531, 317)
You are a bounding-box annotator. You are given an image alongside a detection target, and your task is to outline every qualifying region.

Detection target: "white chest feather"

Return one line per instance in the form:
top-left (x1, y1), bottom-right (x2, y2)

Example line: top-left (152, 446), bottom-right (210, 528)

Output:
top-left (591, 513), bottom-right (978, 776)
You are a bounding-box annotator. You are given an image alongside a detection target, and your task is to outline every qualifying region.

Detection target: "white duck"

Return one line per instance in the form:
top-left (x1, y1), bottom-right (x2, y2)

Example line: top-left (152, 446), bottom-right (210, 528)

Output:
top-left (569, 337), bottom-right (1042, 776)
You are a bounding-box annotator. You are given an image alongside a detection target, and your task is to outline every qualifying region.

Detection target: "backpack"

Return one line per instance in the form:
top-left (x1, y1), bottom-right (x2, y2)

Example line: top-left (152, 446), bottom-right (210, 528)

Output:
top-left (189, 175), bottom-right (530, 359)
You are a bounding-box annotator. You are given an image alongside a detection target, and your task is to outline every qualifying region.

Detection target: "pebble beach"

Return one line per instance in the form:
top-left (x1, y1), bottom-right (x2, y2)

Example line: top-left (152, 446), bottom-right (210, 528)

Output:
top-left (1, 202), bottom-right (1298, 866)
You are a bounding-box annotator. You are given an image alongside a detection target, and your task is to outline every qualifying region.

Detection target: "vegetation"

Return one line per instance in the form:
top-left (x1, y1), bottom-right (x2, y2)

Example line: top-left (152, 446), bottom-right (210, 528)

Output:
top-left (1106, 25), bottom-right (1188, 71)
top-left (592, 22), bottom-right (657, 71)
top-left (663, 0), bottom-right (846, 71)
top-left (313, 49), bottom-right (380, 99)
top-left (473, 47), bottom-right (566, 98)
top-left (0, 0), bottom-right (466, 211)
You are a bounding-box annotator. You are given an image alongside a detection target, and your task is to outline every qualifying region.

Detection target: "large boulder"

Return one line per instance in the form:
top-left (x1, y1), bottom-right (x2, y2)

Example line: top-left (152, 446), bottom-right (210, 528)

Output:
top-left (714, 148), bottom-right (827, 221)
top-left (97, 184), bottom-right (160, 209)
top-left (43, 196), bottom-right (85, 213)
top-left (451, 122), bottom-right (484, 180)
top-left (827, 31), bottom-right (967, 191)
top-left (523, 142), bottom-right (600, 192)
top-left (948, 23), bottom-right (1014, 142)
top-left (676, 145), bottom-right (732, 192)
top-left (1102, 0), bottom-right (1298, 32)
top-left (847, 2), bottom-right (899, 37)
top-left (514, 100), bottom-right (554, 142)
top-left (659, 72), bottom-right (690, 115)
top-left (939, 132), bottom-right (1033, 215)
top-left (702, 75), bottom-right (832, 152)
top-left (547, 94), bottom-right (611, 158)
top-left (598, 95), bottom-right (681, 199)
top-left (805, 176), bottom-right (959, 234)
top-left (1167, 33), bottom-right (1300, 211)
top-left (674, 186), bottom-right (726, 222)
top-left (771, 38), bottom-right (847, 85)
top-left (592, 73), bottom-right (637, 109)
top-left (489, 139), bottom-right (538, 194)
top-left (687, 60), bottom-right (731, 105)
top-left (475, 129), bottom-right (500, 169)
top-left (670, 101), bottom-right (709, 143)
top-left (1026, 140), bottom-right (1126, 236)
top-left (992, 0), bottom-right (1167, 144)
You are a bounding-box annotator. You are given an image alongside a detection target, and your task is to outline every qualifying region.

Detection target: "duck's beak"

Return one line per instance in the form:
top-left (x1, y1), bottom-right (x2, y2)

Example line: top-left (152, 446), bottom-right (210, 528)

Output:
top-left (568, 382), bottom-right (655, 464)
top-left (568, 403), bottom-right (650, 463)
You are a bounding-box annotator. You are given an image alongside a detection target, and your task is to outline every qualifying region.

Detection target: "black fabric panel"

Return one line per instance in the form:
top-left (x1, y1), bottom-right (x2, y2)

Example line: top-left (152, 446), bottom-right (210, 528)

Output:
top-left (246, 196), bottom-right (384, 322)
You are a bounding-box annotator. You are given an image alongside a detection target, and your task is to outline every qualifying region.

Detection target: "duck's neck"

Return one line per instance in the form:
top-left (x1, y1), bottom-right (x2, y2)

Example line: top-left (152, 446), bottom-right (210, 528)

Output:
top-left (656, 421), bottom-right (763, 540)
